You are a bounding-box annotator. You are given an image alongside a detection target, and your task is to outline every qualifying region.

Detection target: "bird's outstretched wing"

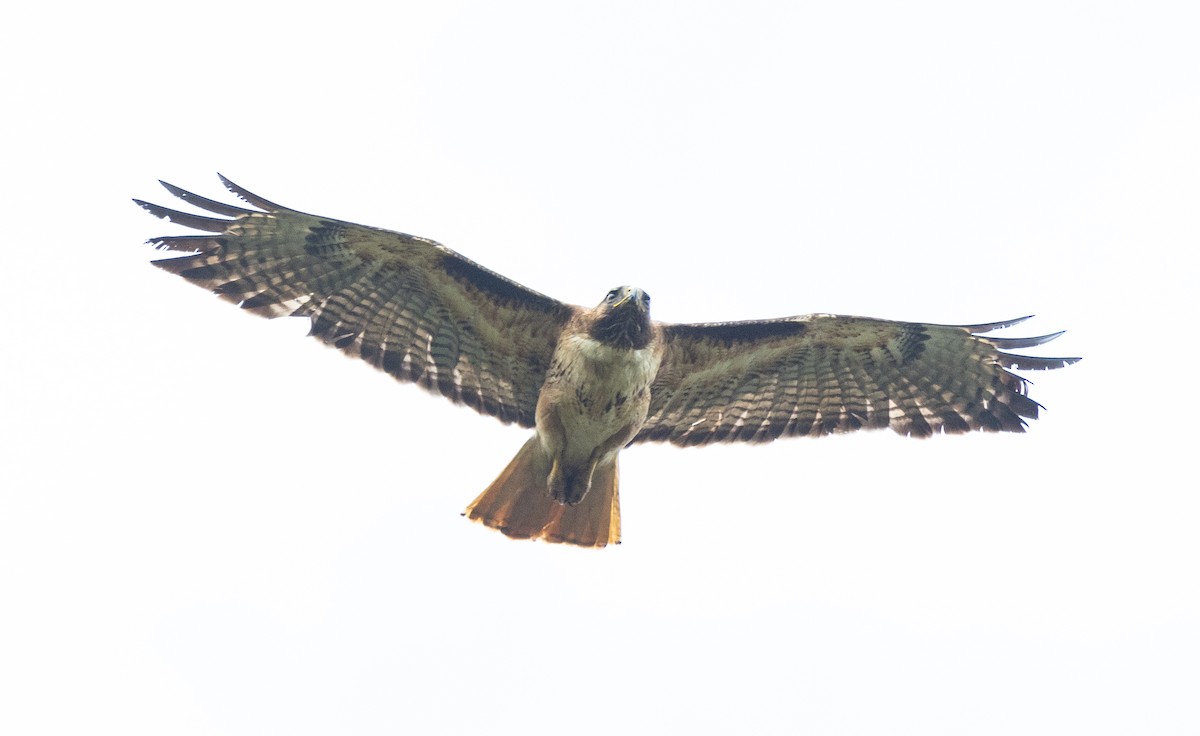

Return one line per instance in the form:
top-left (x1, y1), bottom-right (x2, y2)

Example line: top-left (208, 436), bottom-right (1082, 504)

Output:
top-left (634, 314), bottom-right (1079, 446)
top-left (136, 176), bottom-right (577, 427)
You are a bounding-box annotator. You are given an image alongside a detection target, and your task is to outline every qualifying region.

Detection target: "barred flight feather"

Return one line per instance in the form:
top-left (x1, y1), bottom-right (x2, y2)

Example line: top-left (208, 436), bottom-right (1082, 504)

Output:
top-left (138, 177), bottom-right (577, 429)
top-left (633, 317), bottom-right (1078, 446)
top-left (138, 176), bottom-right (1079, 548)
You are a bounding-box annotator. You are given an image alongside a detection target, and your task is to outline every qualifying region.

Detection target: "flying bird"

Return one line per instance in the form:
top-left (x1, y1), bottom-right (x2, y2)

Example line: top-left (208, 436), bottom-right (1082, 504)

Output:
top-left (136, 176), bottom-right (1079, 548)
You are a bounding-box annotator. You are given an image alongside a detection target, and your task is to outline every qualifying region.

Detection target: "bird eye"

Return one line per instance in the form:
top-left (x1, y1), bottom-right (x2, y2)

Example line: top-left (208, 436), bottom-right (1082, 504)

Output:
top-left (642, 292), bottom-right (651, 304)
top-left (606, 289), bottom-right (619, 302)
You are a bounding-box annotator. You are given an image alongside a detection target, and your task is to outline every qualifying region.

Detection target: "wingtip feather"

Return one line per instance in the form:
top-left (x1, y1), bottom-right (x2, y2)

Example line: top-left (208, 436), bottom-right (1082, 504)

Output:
top-left (959, 315), bottom-right (1035, 333)
top-left (133, 200), bottom-right (231, 232)
top-left (998, 353), bottom-right (1082, 370)
top-left (983, 330), bottom-right (1067, 349)
top-left (217, 173), bottom-right (283, 211)
top-left (158, 180), bottom-right (256, 217)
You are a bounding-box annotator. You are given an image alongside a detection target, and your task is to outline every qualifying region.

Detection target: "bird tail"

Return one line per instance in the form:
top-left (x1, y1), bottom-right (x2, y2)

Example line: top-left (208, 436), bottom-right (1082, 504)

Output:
top-left (463, 436), bottom-right (621, 548)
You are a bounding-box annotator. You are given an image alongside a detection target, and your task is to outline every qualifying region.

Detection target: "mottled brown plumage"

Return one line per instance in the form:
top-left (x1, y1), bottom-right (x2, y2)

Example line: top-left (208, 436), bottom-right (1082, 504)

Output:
top-left (137, 176), bottom-right (1079, 548)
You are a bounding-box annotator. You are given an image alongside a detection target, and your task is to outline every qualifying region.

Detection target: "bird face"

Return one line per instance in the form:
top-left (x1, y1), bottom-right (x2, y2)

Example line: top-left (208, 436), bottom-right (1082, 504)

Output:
top-left (602, 285), bottom-right (651, 313)
top-left (592, 286), bottom-right (653, 349)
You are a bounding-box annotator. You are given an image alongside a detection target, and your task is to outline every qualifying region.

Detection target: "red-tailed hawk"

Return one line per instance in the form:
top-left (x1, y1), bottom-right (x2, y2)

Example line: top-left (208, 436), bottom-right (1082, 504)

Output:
top-left (136, 176), bottom-right (1079, 548)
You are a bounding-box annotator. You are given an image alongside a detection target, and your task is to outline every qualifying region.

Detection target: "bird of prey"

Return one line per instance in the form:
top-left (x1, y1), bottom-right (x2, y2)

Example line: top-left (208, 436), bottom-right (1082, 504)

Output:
top-left (136, 176), bottom-right (1079, 548)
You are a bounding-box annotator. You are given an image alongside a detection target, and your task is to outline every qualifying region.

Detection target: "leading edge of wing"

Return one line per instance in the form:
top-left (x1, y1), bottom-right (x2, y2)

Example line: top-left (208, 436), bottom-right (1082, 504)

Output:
top-left (135, 176), bottom-right (579, 428)
top-left (637, 313), bottom-right (1079, 446)
top-left (659, 313), bottom-right (1080, 368)
top-left (136, 175), bottom-right (572, 316)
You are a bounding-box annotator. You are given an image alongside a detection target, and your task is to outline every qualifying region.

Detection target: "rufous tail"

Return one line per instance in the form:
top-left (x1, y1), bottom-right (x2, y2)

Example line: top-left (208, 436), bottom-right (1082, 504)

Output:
top-left (463, 437), bottom-right (621, 547)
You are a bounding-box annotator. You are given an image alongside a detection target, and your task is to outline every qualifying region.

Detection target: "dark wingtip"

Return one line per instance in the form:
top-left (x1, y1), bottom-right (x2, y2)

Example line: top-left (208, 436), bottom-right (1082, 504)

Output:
top-left (984, 330), bottom-right (1067, 349)
top-left (158, 180), bottom-right (197, 202)
top-left (157, 179), bottom-right (256, 217)
top-left (962, 319), bottom-right (1080, 370)
top-left (151, 254), bottom-right (200, 275)
top-left (134, 199), bottom-right (231, 232)
top-left (960, 315), bottom-right (1035, 333)
top-left (217, 173), bottom-right (283, 211)
top-left (998, 353), bottom-right (1082, 370)
top-left (144, 234), bottom-right (220, 252)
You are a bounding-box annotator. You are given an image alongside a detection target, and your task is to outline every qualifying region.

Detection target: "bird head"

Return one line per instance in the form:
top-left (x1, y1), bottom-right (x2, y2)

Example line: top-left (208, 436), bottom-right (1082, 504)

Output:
top-left (590, 285), bottom-right (653, 349)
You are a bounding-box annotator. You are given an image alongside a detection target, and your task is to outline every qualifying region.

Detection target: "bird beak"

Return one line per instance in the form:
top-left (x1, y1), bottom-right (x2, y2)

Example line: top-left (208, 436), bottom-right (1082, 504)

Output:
top-left (612, 287), bottom-right (645, 311)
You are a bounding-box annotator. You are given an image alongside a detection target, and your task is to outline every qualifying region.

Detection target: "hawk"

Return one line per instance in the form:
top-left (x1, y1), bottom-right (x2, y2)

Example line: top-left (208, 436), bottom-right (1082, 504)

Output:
top-left (136, 176), bottom-right (1079, 548)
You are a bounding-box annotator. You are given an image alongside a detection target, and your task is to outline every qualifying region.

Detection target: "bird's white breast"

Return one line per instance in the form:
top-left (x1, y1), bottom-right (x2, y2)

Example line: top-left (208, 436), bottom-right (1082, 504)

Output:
top-left (563, 333), bottom-right (660, 397)
top-left (545, 334), bottom-right (661, 461)
top-left (568, 333), bottom-right (662, 386)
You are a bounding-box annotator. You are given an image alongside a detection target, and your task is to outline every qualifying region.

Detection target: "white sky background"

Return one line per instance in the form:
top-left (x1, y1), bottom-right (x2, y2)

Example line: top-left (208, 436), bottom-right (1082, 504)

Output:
top-left (1, 1), bottom-right (1197, 733)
